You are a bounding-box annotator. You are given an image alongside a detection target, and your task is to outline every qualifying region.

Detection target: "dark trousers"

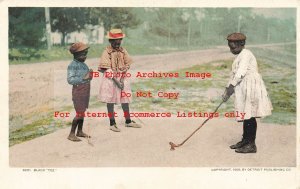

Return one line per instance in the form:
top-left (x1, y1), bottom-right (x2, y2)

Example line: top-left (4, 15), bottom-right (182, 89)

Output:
top-left (243, 117), bottom-right (257, 142)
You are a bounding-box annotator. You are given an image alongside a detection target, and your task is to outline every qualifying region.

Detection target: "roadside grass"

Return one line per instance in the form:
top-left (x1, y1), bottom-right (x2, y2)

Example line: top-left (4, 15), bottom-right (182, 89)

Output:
top-left (9, 118), bottom-right (72, 147)
top-left (9, 43), bottom-right (209, 65)
top-left (9, 96), bottom-right (106, 146)
top-left (131, 61), bottom-right (233, 116)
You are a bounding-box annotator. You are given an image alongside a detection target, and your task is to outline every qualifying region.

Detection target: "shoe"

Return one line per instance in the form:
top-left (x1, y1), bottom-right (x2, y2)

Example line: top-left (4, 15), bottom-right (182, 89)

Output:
top-left (76, 131), bottom-right (91, 138)
top-left (125, 120), bottom-right (141, 128)
top-left (110, 124), bottom-right (121, 132)
top-left (235, 142), bottom-right (257, 153)
top-left (68, 134), bottom-right (82, 142)
top-left (229, 139), bottom-right (248, 149)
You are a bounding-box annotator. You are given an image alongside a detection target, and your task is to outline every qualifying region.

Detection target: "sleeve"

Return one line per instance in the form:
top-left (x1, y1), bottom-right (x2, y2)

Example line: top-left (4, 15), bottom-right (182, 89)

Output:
top-left (226, 71), bottom-right (235, 87)
top-left (229, 51), bottom-right (251, 86)
top-left (123, 49), bottom-right (133, 70)
top-left (67, 64), bottom-right (82, 85)
top-left (99, 49), bottom-right (111, 69)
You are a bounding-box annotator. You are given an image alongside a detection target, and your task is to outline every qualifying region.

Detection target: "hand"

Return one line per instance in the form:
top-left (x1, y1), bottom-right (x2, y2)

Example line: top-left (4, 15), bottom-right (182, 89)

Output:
top-left (222, 84), bottom-right (234, 102)
top-left (89, 69), bottom-right (93, 80)
top-left (222, 91), bottom-right (229, 102)
top-left (83, 69), bottom-right (94, 80)
top-left (120, 80), bottom-right (124, 90)
top-left (112, 78), bottom-right (124, 90)
top-left (119, 67), bottom-right (128, 72)
top-left (83, 72), bottom-right (90, 80)
top-left (120, 76), bottom-right (124, 84)
top-left (98, 68), bottom-right (106, 73)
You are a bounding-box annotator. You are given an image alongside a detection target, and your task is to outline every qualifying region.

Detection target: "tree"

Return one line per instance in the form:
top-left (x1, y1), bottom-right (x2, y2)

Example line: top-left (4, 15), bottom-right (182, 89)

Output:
top-left (50, 8), bottom-right (87, 45)
top-left (87, 8), bottom-right (141, 33)
top-left (9, 7), bottom-right (46, 48)
top-left (148, 8), bottom-right (188, 47)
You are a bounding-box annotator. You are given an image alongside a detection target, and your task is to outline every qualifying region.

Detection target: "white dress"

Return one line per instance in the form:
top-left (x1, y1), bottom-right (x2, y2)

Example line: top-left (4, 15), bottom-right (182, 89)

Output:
top-left (228, 49), bottom-right (273, 121)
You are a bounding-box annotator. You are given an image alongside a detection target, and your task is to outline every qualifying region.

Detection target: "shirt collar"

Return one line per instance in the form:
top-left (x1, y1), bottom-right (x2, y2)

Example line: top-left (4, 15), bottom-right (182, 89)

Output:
top-left (106, 46), bottom-right (124, 53)
top-left (73, 59), bottom-right (85, 64)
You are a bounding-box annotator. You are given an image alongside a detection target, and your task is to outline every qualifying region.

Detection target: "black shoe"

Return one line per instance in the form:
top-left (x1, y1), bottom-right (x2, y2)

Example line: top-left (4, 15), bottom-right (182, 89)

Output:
top-left (229, 140), bottom-right (248, 149)
top-left (235, 142), bottom-right (257, 153)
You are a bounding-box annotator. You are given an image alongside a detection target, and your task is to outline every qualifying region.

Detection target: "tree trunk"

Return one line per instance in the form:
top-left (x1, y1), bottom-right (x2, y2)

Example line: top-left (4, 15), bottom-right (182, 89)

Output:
top-left (45, 7), bottom-right (52, 50)
top-left (61, 32), bottom-right (66, 46)
top-left (168, 11), bottom-right (171, 47)
top-left (187, 19), bottom-right (191, 47)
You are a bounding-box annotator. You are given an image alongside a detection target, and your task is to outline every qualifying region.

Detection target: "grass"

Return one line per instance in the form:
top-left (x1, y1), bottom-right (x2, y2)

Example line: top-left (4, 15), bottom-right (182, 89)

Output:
top-left (9, 42), bottom-right (212, 65)
top-left (9, 95), bottom-right (105, 146)
top-left (130, 60), bottom-right (233, 112)
top-left (9, 114), bottom-right (75, 147)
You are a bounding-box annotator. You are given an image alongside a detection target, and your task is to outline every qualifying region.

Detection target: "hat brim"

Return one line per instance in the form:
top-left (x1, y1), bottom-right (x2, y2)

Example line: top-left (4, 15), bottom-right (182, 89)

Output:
top-left (77, 46), bottom-right (89, 52)
top-left (227, 39), bottom-right (246, 41)
top-left (106, 34), bottom-right (126, 39)
top-left (70, 46), bottom-right (89, 54)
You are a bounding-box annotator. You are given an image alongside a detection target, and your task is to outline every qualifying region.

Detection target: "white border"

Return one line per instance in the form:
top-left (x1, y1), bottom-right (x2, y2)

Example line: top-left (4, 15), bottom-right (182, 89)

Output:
top-left (1, 0), bottom-right (299, 189)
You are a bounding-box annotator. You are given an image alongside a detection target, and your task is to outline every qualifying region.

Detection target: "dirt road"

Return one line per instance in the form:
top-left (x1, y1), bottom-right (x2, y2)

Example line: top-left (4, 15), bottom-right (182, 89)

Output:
top-left (10, 116), bottom-right (296, 167)
top-left (9, 46), bottom-right (296, 167)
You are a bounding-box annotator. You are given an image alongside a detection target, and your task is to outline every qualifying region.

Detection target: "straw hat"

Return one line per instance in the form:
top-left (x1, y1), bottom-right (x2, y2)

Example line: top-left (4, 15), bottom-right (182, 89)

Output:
top-left (227, 33), bottom-right (246, 41)
top-left (106, 29), bottom-right (126, 39)
top-left (69, 42), bottom-right (89, 54)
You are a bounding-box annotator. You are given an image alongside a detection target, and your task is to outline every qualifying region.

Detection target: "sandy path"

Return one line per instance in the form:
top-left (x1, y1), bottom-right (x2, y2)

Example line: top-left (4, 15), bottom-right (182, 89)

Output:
top-left (10, 115), bottom-right (296, 167)
top-left (9, 45), bottom-right (296, 167)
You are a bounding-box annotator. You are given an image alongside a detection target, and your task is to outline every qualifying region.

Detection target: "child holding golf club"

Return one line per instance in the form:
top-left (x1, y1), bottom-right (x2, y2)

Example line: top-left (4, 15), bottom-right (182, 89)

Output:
top-left (222, 33), bottom-right (273, 153)
top-left (98, 28), bottom-right (141, 132)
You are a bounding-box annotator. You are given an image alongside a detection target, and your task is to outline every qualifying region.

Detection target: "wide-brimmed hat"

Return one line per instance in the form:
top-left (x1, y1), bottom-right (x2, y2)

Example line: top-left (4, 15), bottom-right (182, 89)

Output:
top-left (106, 29), bottom-right (126, 39)
top-left (69, 42), bottom-right (89, 54)
top-left (227, 33), bottom-right (246, 41)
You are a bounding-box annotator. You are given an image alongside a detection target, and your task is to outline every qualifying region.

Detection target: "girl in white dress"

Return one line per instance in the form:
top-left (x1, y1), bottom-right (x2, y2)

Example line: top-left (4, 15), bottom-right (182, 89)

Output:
top-left (222, 33), bottom-right (273, 153)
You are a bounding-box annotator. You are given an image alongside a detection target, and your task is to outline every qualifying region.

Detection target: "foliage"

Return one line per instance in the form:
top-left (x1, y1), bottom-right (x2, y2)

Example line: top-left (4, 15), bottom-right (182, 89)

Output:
top-left (50, 8), bottom-right (88, 45)
top-left (86, 7), bottom-right (141, 32)
top-left (9, 7), bottom-right (46, 48)
top-left (9, 7), bottom-right (296, 62)
top-left (145, 8), bottom-right (296, 46)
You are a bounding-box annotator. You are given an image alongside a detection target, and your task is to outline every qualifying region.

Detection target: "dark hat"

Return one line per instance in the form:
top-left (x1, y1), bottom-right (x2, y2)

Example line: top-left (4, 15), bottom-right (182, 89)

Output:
top-left (69, 42), bottom-right (89, 54)
top-left (227, 33), bottom-right (246, 41)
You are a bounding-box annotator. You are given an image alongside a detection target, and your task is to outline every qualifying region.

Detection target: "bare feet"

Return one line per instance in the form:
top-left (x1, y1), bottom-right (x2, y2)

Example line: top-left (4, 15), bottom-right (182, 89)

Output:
top-left (76, 131), bottom-right (91, 138)
top-left (68, 133), bottom-right (81, 142)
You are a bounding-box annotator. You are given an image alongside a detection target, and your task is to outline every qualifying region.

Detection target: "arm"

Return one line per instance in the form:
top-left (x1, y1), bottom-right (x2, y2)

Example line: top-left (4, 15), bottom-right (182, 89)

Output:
top-left (83, 69), bottom-right (93, 81)
top-left (99, 49), bottom-right (111, 70)
top-left (122, 49), bottom-right (133, 72)
top-left (229, 51), bottom-right (251, 87)
top-left (223, 51), bottom-right (251, 102)
top-left (67, 65), bottom-right (82, 85)
top-left (118, 49), bottom-right (132, 85)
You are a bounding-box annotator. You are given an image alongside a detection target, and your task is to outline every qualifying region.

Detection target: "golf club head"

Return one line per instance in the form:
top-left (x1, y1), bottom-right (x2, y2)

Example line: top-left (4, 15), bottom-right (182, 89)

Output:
top-left (169, 142), bottom-right (178, 151)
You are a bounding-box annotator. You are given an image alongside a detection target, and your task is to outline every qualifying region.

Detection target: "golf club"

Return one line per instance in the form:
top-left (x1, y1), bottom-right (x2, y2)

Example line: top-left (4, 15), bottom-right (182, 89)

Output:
top-left (169, 101), bottom-right (224, 151)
